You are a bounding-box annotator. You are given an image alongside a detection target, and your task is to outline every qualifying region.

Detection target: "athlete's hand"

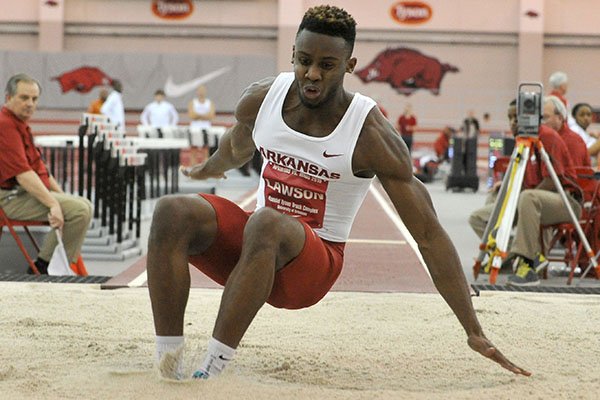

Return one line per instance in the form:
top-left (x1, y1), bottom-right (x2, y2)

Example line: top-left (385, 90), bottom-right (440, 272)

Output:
top-left (467, 334), bottom-right (531, 376)
top-left (180, 163), bottom-right (227, 181)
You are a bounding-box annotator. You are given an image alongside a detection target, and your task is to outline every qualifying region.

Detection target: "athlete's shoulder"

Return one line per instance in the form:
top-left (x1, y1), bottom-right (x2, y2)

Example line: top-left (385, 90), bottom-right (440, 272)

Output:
top-left (361, 102), bottom-right (397, 141)
top-left (352, 102), bottom-right (412, 179)
top-left (235, 76), bottom-right (277, 124)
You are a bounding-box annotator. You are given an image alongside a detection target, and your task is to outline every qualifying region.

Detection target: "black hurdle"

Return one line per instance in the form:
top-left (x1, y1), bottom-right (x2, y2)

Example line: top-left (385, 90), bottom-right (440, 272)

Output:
top-left (77, 124), bottom-right (87, 197)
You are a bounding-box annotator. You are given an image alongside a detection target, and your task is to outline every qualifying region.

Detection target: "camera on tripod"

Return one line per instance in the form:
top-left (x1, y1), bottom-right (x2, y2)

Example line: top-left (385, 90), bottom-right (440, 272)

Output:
top-left (516, 82), bottom-right (543, 136)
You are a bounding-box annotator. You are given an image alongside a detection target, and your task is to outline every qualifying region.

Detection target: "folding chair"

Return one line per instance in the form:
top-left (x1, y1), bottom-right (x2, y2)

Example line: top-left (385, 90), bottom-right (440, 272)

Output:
top-left (540, 171), bottom-right (600, 284)
top-left (0, 205), bottom-right (49, 275)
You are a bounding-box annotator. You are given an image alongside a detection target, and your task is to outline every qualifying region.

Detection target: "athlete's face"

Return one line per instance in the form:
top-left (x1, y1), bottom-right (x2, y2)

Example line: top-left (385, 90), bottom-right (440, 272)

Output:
top-left (5, 81), bottom-right (39, 122)
top-left (292, 29), bottom-right (356, 109)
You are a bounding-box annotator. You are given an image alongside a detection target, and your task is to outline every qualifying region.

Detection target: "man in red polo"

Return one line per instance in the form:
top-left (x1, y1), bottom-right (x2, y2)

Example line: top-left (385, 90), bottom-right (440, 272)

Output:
top-left (0, 73), bottom-right (92, 274)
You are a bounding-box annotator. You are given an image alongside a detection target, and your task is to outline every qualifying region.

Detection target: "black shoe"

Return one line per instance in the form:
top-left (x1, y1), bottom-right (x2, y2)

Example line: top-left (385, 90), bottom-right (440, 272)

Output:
top-left (26, 259), bottom-right (49, 275)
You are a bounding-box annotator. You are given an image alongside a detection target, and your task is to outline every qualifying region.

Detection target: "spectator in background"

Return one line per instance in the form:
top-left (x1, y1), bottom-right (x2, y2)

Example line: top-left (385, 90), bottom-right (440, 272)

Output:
top-left (0, 73), bottom-right (92, 274)
top-left (87, 88), bottom-right (108, 115)
top-left (188, 85), bottom-right (218, 165)
top-left (434, 126), bottom-right (455, 162)
top-left (140, 89), bottom-right (178, 128)
top-left (188, 85), bottom-right (215, 132)
top-left (100, 79), bottom-right (125, 132)
top-left (542, 96), bottom-right (590, 168)
top-left (548, 71), bottom-right (579, 131)
top-left (462, 110), bottom-right (480, 138)
top-left (396, 103), bottom-right (417, 153)
top-left (548, 71), bottom-right (569, 109)
top-left (571, 102), bottom-right (598, 150)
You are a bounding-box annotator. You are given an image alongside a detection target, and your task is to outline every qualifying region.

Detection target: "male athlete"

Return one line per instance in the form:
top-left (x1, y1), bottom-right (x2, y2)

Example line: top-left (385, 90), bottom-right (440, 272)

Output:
top-left (147, 5), bottom-right (530, 379)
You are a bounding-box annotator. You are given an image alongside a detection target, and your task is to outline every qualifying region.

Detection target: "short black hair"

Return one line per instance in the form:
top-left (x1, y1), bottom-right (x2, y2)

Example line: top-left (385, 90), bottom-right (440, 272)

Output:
top-left (112, 79), bottom-right (123, 93)
top-left (154, 89), bottom-right (165, 96)
top-left (572, 102), bottom-right (592, 118)
top-left (297, 5), bottom-right (357, 53)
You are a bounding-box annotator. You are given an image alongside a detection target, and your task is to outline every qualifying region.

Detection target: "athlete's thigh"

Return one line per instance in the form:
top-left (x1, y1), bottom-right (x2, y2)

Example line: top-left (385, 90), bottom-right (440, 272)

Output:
top-left (242, 206), bottom-right (306, 270)
top-left (151, 193), bottom-right (219, 255)
top-left (188, 194), bottom-right (250, 284)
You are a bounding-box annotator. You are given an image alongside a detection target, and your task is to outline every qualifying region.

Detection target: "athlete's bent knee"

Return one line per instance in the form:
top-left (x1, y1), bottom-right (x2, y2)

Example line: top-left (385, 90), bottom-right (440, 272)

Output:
top-left (245, 207), bottom-right (284, 237)
top-left (152, 196), bottom-right (192, 232)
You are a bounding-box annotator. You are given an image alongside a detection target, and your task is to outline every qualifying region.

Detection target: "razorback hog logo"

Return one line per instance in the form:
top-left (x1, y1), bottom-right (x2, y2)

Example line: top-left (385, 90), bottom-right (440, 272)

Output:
top-left (52, 66), bottom-right (113, 94)
top-left (355, 48), bottom-right (459, 96)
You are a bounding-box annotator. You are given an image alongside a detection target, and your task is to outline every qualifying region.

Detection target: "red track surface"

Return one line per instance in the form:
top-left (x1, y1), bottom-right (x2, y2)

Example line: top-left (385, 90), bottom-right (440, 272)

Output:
top-left (102, 183), bottom-right (437, 293)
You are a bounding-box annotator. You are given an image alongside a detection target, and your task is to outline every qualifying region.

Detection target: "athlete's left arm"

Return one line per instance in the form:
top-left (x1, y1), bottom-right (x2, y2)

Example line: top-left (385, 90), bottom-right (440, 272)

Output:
top-left (353, 108), bottom-right (530, 376)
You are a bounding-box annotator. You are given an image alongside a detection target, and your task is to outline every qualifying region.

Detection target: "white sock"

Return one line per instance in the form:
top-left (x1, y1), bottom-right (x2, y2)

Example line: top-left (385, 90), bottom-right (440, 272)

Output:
top-left (195, 337), bottom-right (236, 378)
top-left (155, 336), bottom-right (184, 379)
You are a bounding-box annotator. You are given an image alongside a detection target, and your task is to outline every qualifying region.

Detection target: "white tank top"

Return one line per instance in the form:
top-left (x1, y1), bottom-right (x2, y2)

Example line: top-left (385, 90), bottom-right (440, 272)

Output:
top-left (190, 98), bottom-right (212, 129)
top-left (253, 72), bottom-right (375, 242)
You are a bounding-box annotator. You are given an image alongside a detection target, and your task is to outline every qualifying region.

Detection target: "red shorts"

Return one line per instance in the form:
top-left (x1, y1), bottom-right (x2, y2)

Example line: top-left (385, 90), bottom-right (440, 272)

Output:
top-left (188, 194), bottom-right (345, 309)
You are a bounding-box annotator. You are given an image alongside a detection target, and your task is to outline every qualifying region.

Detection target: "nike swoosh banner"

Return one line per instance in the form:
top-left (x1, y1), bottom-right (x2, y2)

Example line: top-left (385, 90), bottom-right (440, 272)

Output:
top-left (1, 50), bottom-right (275, 111)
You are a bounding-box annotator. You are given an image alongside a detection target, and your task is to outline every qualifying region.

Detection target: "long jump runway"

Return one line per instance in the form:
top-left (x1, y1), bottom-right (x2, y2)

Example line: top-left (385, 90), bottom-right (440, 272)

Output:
top-left (102, 181), bottom-right (437, 293)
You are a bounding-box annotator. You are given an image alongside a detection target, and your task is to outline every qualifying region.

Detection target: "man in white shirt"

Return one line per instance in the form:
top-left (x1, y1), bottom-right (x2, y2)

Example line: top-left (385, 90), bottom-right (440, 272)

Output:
top-left (100, 79), bottom-right (125, 132)
top-left (140, 89), bottom-right (179, 127)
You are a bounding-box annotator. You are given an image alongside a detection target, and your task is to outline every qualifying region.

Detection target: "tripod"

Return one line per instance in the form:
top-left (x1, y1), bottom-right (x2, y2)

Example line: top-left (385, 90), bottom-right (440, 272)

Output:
top-left (472, 134), bottom-right (600, 285)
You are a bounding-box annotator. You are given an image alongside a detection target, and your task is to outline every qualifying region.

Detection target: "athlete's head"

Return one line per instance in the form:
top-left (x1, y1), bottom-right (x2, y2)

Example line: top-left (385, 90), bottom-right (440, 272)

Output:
top-left (292, 5), bottom-right (357, 109)
top-left (297, 5), bottom-right (356, 55)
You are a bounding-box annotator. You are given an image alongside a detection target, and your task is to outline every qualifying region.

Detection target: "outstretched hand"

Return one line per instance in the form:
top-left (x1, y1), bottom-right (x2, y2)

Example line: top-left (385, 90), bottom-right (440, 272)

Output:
top-left (467, 334), bottom-right (531, 376)
top-left (180, 163), bottom-right (226, 181)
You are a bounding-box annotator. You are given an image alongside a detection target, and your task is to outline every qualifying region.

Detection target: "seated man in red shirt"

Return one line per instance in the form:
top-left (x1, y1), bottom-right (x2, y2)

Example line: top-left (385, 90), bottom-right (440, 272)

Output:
top-left (0, 73), bottom-right (92, 274)
top-left (469, 99), bottom-right (582, 286)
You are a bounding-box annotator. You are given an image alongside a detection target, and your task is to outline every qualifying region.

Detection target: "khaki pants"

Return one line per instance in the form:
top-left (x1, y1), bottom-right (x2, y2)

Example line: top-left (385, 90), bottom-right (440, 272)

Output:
top-left (468, 188), bottom-right (581, 260)
top-left (0, 189), bottom-right (92, 263)
top-left (468, 191), bottom-right (498, 239)
top-left (511, 189), bottom-right (581, 260)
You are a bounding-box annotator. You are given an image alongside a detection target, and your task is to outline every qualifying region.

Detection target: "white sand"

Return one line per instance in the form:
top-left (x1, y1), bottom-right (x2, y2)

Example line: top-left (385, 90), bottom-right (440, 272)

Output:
top-left (0, 282), bottom-right (599, 399)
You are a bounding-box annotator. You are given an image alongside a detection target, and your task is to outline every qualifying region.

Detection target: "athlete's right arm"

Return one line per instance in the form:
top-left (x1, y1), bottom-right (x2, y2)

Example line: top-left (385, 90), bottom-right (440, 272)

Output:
top-left (181, 77), bottom-right (274, 180)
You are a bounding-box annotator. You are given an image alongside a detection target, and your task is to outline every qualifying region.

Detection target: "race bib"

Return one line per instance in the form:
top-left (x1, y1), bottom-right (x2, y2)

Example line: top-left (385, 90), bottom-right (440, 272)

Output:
top-left (262, 162), bottom-right (328, 228)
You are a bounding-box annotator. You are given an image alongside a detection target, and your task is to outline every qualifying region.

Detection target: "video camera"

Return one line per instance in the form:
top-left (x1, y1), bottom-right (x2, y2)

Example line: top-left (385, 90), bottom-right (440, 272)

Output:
top-left (516, 82), bottom-right (543, 136)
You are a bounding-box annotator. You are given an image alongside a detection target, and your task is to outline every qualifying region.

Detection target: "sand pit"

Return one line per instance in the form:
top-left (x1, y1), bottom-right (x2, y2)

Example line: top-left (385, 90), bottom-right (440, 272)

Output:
top-left (0, 282), bottom-right (598, 399)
